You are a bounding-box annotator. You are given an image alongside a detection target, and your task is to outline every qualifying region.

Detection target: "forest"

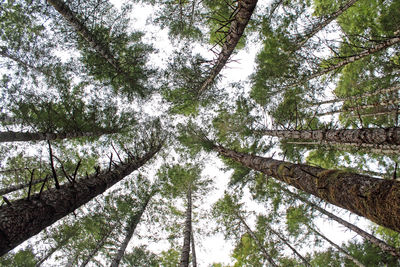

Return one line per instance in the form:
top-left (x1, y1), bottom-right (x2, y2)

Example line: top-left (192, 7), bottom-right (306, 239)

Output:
top-left (0, 0), bottom-right (400, 266)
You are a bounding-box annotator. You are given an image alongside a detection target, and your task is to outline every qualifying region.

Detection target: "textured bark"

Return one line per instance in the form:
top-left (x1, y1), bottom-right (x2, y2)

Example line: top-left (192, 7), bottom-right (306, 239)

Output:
top-left (179, 185), bottom-right (192, 267)
top-left (283, 187), bottom-right (400, 258)
top-left (198, 0), bottom-right (258, 94)
top-left (213, 145), bottom-right (400, 233)
top-left (348, 107), bottom-right (399, 118)
top-left (316, 99), bottom-right (400, 116)
top-left (0, 143), bottom-right (162, 256)
top-left (311, 85), bottom-right (400, 106)
top-left (264, 222), bottom-right (310, 266)
top-left (308, 225), bottom-right (365, 267)
top-left (263, 127), bottom-right (400, 147)
top-left (236, 213), bottom-right (278, 267)
top-left (191, 229), bottom-right (197, 267)
top-left (0, 178), bottom-right (47, 196)
top-left (110, 192), bottom-right (154, 267)
top-left (0, 130), bottom-right (116, 143)
top-left (46, 0), bottom-right (122, 72)
top-left (80, 225), bottom-right (115, 267)
top-left (294, 0), bottom-right (358, 49)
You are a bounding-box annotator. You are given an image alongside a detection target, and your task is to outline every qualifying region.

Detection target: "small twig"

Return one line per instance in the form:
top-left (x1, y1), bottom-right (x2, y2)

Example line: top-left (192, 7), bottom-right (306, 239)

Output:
top-left (38, 175), bottom-right (49, 199)
top-left (393, 162), bottom-right (398, 180)
top-left (110, 142), bottom-right (123, 164)
top-left (27, 169), bottom-right (35, 200)
top-left (3, 196), bottom-right (11, 206)
top-left (72, 159), bottom-right (82, 182)
top-left (47, 141), bottom-right (60, 189)
top-left (53, 155), bottom-right (73, 184)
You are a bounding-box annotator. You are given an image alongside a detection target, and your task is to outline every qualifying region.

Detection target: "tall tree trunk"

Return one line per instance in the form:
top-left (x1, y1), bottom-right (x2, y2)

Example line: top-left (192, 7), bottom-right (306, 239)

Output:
top-left (282, 187), bottom-right (400, 258)
top-left (0, 142), bottom-right (162, 256)
top-left (294, 0), bottom-right (358, 49)
top-left (0, 130), bottom-right (116, 143)
top-left (264, 222), bottom-right (310, 266)
top-left (179, 184), bottom-right (192, 267)
top-left (310, 85), bottom-right (400, 106)
top-left (262, 127), bottom-right (400, 147)
top-left (235, 212), bottom-right (278, 267)
top-left (110, 191), bottom-right (154, 267)
top-left (307, 225), bottom-right (366, 267)
top-left (80, 225), bottom-right (115, 267)
top-left (46, 0), bottom-right (122, 72)
top-left (348, 107), bottom-right (399, 118)
top-left (198, 0), bottom-right (258, 94)
top-left (0, 178), bottom-right (47, 196)
top-left (316, 99), bottom-right (400, 116)
top-left (191, 229), bottom-right (197, 267)
top-left (212, 144), bottom-right (400, 233)
top-left (36, 239), bottom-right (66, 267)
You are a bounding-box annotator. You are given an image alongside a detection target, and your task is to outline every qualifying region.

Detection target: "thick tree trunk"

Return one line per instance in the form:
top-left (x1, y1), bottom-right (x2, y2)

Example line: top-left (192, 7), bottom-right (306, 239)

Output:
top-left (308, 225), bottom-right (365, 267)
top-left (294, 0), bottom-right (358, 49)
top-left (263, 127), bottom-right (400, 147)
top-left (264, 222), bottom-right (310, 266)
top-left (0, 143), bottom-right (162, 256)
top-left (179, 184), bottom-right (192, 267)
top-left (282, 187), bottom-right (400, 258)
top-left (198, 0), bottom-right (258, 94)
top-left (213, 145), bottom-right (400, 233)
top-left (236, 212), bottom-right (278, 267)
top-left (110, 191), bottom-right (154, 267)
top-left (0, 178), bottom-right (47, 196)
top-left (191, 229), bottom-right (197, 267)
top-left (0, 130), bottom-right (115, 143)
top-left (80, 225), bottom-right (115, 267)
top-left (46, 0), bottom-right (121, 72)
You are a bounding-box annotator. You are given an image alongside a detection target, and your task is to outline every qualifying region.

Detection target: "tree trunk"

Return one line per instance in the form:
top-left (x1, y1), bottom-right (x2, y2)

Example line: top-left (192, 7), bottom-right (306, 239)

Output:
top-left (307, 225), bottom-right (365, 267)
top-left (179, 184), bottom-right (192, 267)
top-left (263, 127), bottom-right (400, 147)
top-left (80, 225), bottom-right (115, 267)
top-left (213, 144), bottom-right (400, 233)
top-left (0, 130), bottom-right (116, 143)
top-left (46, 0), bottom-right (122, 72)
top-left (294, 0), bottom-right (358, 49)
top-left (236, 212), bottom-right (278, 267)
top-left (198, 0), bottom-right (258, 94)
top-left (191, 229), bottom-right (197, 267)
top-left (348, 107), bottom-right (399, 118)
top-left (36, 240), bottom-right (66, 266)
top-left (110, 191), bottom-right (154, 267)
top-left (0, 142), bottom-right (162, 256)
top-left (0, 178), bottom-right (47, 196)
top-left (310, 85), bottom-right (400, 106)
top-left (282, 187), bottom-right (400, 258)
top-left (264, 222), bottom-right (310, 266)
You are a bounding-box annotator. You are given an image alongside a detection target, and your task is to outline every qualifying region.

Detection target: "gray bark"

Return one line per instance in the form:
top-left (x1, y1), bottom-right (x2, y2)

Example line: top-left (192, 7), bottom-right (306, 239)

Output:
top-left (179, 184), bottom-right (192, 267)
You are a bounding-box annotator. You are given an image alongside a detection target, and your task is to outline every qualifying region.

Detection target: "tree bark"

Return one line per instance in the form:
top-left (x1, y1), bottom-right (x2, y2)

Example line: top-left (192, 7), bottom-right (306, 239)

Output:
top-left (191, 229), bottom-right (197, 267)
top-left (0, 130), bottom-right (115, 143)
top-left (213, 144), bottom-right (400, 233)
top-left (264, 222), bottom-right (310, 266)
top-left (0, 142), bottom-right (162, 256)
top-left (293, 0), bottom-right (358, 49)
top-left (0, 178), bottom-right (47, 196)
top-left (110, 191), bottom-right (154, 267)
top-left (316, 99), bottom-right (400, 116)
top-left (236, 212), bottom-right (278, 267)
top-left (307, 225), bottom-right (365, 267)
top-left (80, 225), bottom-right (115, 267)
top-left (282, 187), bottom-right (400, 258)
top-left (263, 127), bottom-right (400, 147)
top-left (198, 0), bottom-right (258, 94)
top-left (179, 184), bottom-right (192, 267)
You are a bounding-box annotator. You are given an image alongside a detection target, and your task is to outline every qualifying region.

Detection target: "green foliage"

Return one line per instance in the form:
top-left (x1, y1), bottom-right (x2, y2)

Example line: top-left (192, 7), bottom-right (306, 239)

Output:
top-left (159, 248), bottom-right (180, 267)
top-left (0, 247), bottom-right (37, 267)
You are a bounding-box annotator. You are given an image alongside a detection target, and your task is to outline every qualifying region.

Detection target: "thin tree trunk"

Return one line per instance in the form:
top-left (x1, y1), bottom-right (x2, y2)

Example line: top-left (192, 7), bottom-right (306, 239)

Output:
top-left (198, 0), bottom-right (258, 94)
top-left (0, 130), bottom-right (116, 143)
top-left (281, 33), bottom-right (400, 91)
top-left (191, 229), bottom-right (197, 267)
top-left (0, 178), bottom-right (47, 196)
top-left (310, 85), bottom-right (400, 106)
top-left (212, 144), bottom-right (400, 233)
top-left (294, 0), bottom-right (358, 49)
top-left (46, 0), bottom-right (122, 72)
top-left (110, 191), bottom-right (154, 267)
top-left (316, 99), bottom-right (400, 116)
top-left (36, 240), bottom-right (66, 266)
top-left (307, 225), bottom-right (365, 267)
top-left (264, 222), bottom-right (310, 266)
top-left (0, 142), bottom-right (162, 256)
top-left (235, 212), bottom-right (278, 267)
top-left (263, 127), bottom-right (400, 147)
top-left (179, 184), bottom-right (192, 267)
top-left (282, 187), bottom-right (400, 258)
top-left (80, 225), bottom-right (115, 267)
top-left (348, 107), bottom-right (399, 118)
